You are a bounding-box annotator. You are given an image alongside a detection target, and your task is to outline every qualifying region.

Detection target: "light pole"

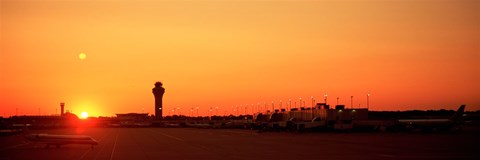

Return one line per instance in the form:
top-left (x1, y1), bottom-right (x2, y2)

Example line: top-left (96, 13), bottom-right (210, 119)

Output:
top-left (244, 104), bottom-right (247, 115)
top-left (350, 96), bottom-right (353, 109)
top-left (279, 100), bottom-right (282, 110)
top-left (272, 101), bottom-right (275, 111)
top-left (215, 107), bottom-right (219, 115)
top-left (209, 107), bottom-right (213, 119)
top-left (311, 96), bottom-right (314, 109)
top-left (313, 99), bottom-right (316, 109)
top-left (289, 99), bottom-right (292, 111)
top-left (196, 107), bottom-right (199, 117)
top-left (324, 94), bottom-right (328, 104)
top-left (299, 98), bottom-right (302, 108)
top-left (251, 104), bottom-right (254, 114)
top-left (233, 106), bottom-right (236, 116)
top-left (337, 97), bottom-right (339, 106)
top-left (264, 102), bottom-right (267, 112)
top-left (311, 96), bottom-right (315, 118)
top-left (257, 103), bottom-right (260, 113)
top-left (367, 93), bottom-right (370, 109)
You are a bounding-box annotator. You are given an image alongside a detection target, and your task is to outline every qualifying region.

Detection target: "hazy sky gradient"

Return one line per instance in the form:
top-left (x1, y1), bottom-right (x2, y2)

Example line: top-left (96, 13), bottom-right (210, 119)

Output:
top-left (1, 0), bottom-right (479, 117)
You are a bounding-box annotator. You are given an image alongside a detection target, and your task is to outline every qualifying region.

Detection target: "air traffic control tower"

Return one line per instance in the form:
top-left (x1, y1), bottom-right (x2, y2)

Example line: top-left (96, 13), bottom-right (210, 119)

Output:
top-left (152, 82), bottom-right (165, 119)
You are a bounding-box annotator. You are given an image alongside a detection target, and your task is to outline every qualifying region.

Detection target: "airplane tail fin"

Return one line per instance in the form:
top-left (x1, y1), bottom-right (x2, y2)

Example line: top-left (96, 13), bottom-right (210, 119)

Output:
top-left (449, 105), bottom-right (466, 121)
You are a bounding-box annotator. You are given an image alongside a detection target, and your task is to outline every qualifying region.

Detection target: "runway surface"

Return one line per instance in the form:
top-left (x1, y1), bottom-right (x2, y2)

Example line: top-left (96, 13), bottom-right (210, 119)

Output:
top-left (0, 128), bottom-right (478, 160)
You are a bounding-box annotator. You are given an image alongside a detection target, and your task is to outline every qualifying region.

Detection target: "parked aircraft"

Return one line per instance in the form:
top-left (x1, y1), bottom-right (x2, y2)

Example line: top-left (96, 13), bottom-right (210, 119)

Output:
top-left (185, 122), bottom-right (212, 128)
top-left (24, 133), bottom-right (98, 148)
top-left (397, 105), bottom-right (466, 131)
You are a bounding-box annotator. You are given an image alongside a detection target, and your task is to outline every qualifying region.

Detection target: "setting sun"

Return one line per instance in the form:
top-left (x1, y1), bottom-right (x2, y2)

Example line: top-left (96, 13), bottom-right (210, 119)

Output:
top-left (80, 112), bottom-right (89, 119)
top-left (78, 53), bottom-right (86, 60)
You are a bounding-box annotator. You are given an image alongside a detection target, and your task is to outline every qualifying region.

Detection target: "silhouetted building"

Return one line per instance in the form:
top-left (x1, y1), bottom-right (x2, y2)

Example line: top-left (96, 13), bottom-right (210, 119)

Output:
top-left (315, 103), bottom-right (330, 109)
top-left (335, 105), bottom-right (345, 110)
top-left (152, 82), bottom-right (165, 119)
top-left (114, 113), bottom-right (150, 127)
top-left (116, 113), bottom-right (149, 120)
top-left (7, 112), bottom-right (79, 128)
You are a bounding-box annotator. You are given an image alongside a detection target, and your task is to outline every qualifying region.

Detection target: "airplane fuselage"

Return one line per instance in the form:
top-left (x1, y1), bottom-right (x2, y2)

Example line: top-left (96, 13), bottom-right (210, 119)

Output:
top-left (25, 134), bottom-right (98, 148)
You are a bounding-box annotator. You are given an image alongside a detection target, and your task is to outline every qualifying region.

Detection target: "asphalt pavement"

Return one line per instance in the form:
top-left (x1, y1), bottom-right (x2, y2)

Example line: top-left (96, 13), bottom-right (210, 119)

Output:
top-left (0, 128), bottom-right (478, 160)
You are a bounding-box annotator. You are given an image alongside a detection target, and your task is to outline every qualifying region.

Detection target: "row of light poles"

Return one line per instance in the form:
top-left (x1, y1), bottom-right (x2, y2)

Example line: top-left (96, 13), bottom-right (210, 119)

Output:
top-left (230, 93), bottom-right (371, 113)
top-left (348, 94), bottom-right (370, 109)
top-left (165, 94), bottom-right (371, 117)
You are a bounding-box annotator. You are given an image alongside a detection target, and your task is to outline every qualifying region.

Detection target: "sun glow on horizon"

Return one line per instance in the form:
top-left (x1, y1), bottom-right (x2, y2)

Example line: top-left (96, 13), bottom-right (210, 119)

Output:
top-left (80, 112), bottom-right (89, 119)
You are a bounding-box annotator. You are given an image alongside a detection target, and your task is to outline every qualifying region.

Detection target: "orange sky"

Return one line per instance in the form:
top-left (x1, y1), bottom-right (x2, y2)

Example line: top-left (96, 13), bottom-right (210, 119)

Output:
top-left (1, 0), bottom-right (479, 117)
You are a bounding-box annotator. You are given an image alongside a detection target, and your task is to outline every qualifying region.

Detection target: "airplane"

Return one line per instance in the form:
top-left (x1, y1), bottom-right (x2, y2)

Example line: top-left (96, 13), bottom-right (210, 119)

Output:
top-left (185, 122), bottom-right (213, 128)
top-left (397, 105), bottom-right (466, 131)
top-left (24, 133), bottom-right (99, 148)
top-left (164, 122), bottom-right (182, 127)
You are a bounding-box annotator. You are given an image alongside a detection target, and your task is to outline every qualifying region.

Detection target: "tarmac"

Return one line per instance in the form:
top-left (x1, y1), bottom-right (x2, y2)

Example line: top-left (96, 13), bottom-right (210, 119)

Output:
top-left (0, 128), bottom-right (478, 160)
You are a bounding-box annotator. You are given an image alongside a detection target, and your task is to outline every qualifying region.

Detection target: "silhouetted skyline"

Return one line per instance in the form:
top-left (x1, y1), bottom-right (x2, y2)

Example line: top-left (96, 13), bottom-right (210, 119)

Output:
top-left (1, 0), bottom-right (478, 117)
